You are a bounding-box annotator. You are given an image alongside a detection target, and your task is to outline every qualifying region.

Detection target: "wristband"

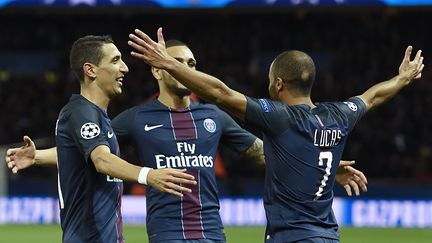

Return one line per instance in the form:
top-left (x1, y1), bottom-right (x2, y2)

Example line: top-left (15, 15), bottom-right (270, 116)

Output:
top-left (138, 167), bottom-right (152, 185)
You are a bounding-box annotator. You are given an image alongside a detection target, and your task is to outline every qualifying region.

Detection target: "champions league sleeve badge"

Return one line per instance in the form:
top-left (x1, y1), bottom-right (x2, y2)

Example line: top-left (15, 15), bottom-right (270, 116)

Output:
top-left (203, 118), bottom-right (216, 133)
top-left (80, 122), bottom-right (101, 139)
top-left (258, 99), bottom-right (272, 113)
top-left (343, 101), bottom-right (358, 112)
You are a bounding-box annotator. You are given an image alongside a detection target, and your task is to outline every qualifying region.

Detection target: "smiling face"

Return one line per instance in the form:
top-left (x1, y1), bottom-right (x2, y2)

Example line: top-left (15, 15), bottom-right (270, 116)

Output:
top-left (159, 45), bottom-right (197, 97)
top-left (94, 43), bottom-right (129, 97)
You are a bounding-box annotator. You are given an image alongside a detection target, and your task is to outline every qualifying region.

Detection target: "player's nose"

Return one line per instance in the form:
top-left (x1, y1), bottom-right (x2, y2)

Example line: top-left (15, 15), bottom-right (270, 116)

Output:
top-left (120, 60), bottom-right (129, 74)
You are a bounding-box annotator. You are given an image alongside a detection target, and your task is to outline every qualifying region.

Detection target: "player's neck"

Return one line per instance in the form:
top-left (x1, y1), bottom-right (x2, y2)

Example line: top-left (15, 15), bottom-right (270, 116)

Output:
top-left (80, 88), bottom-right (110, 111)
top-left (282, 96), bottom-right (316, 109)
top-left (158, 92), bottom-right (190, 110)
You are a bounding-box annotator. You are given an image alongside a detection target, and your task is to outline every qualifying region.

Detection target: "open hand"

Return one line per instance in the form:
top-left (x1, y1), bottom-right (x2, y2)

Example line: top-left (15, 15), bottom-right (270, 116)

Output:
top-left (128, 27), bottom-right (173, 69)
top-left (336, 160), bottom-right (368, 196)
top-left (147, 168), bottom-right (197, 197)
top-left (5, 136), bottom-right (36, 174)
top-left (399, 46), bottom-right (424, 81)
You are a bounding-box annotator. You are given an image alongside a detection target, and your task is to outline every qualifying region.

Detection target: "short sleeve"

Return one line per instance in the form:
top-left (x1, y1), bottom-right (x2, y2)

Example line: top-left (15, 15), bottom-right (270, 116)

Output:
top-left (112, 106), bottom-right (138, 141)
top-left (245, 96), bottom-right (292, 135)
top-left (68, 106), bottom-right (109, 163)
top-left (338, 96), bottom-right (367, 132)
top-left (217, 107), bottom-right (256, 153)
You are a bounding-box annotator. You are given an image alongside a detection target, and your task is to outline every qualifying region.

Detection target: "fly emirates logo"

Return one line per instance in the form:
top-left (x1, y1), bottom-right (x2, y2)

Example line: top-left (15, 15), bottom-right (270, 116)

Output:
top-left (155, 142), bottom-right (214, 169)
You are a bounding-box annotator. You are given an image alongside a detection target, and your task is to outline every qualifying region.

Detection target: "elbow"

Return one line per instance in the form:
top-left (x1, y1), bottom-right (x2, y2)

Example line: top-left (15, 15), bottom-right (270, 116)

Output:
top-left (92, 154), bottom-right (110, 174)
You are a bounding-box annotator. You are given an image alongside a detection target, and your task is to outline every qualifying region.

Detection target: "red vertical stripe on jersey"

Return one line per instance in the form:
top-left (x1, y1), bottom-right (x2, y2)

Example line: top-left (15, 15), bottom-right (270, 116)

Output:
top-left (171, 109), bottom-right (197, 140)
top-left (171, 110), bottom-right (203, 239)
top-left (181, 169), bottom-right (204, 239)
top-left (116, 184), bottom-right (125, 243)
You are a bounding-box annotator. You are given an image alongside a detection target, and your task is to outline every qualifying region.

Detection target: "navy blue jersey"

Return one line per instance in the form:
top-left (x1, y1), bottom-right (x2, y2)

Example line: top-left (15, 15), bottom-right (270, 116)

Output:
top-left (245, 96), bottom-right (366, 242)
top-left (55, 94), bottom-right (124, 243)
top-left (112, 99), bottom-right (256, 242)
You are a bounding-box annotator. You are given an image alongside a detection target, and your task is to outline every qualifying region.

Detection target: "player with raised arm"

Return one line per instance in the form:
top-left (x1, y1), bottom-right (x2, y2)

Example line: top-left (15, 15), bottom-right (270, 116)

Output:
top-left (127, 28), bottom-right (423, 242)
top-left (6, 38), bottom-right (368, 243)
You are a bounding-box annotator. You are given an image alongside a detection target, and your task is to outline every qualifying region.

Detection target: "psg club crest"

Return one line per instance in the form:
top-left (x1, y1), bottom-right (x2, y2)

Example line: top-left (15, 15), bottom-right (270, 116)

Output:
top-left (203, 118), bottom-right (216, 133)
top-left (81, 122), bottom-right (101, 139)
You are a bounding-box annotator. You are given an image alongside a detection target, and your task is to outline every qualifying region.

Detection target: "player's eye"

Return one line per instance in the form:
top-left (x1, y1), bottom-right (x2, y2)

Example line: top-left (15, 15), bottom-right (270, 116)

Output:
top-left (188, 62), bottom-right (196, 68)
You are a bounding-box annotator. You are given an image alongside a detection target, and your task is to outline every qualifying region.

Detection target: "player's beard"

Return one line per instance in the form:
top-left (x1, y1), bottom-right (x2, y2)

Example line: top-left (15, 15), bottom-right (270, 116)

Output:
top-left (172, 86), bottom-right (192, 98)
top-left (163, 73), bottom-right (192, 98)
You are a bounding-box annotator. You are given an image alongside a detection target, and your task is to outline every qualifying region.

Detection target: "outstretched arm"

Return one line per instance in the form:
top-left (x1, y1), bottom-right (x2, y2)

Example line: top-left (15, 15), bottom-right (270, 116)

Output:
top-left (91, 145), bottom-right (197, 197)
top-left (358, 46), bottom-right (424, 112)
top-left (5, 136), bottom-right (57, 173)
top-left (128, 28), bottom-right (248, 121)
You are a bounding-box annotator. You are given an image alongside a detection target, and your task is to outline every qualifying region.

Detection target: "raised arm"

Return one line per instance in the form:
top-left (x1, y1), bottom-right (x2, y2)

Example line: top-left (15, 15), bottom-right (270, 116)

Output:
top-left (128, 28), bottom-right (248, 121)
top-left (5, 136), bottom-right (57, 173)
top-left (357, 46), bottom-right (424, 111)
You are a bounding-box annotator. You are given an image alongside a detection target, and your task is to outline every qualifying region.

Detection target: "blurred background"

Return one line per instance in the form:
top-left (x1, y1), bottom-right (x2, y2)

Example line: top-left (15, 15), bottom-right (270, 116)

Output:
top-left (1, 0), bottom-right (432, 242)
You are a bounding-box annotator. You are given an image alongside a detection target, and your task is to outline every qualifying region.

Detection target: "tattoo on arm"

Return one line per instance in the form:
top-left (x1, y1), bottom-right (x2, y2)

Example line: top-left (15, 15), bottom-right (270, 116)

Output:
top-left (243, 138), bottom-right (265, 166)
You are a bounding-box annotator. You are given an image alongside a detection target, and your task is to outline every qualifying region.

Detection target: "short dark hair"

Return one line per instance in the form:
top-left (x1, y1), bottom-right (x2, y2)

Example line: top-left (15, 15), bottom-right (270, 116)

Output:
top-left (69, 35), bottom-right (114, 82)
top-left (165, 39), bottom-right (188, 48)
top-left (271, 50), bottom-right (316, 96)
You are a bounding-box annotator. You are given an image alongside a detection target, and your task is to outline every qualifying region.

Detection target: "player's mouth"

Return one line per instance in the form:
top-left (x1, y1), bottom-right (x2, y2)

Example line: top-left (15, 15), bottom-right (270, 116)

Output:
top-left (116, 77), bottom-right (124, 87)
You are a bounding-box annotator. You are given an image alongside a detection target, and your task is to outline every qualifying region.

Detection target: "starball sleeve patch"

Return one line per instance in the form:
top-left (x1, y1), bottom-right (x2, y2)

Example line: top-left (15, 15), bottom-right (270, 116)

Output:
top-left (80, 122), bottom-right (101, 139)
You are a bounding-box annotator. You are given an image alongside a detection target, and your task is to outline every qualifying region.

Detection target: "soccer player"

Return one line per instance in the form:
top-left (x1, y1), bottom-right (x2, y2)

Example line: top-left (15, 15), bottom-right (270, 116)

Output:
top-left (127, 28), bottom-right (423, 242)
top-left (6, 39), bottom-right (367, 243)
top-left (5, 35), bottom-right (196, 243)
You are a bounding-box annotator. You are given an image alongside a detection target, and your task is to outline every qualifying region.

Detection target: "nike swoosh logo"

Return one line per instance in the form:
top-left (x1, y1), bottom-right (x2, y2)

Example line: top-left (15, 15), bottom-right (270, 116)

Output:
top-left (144, 124), bottom-right (163, 131)
top-left (107, 131), bottom-right (114, 138)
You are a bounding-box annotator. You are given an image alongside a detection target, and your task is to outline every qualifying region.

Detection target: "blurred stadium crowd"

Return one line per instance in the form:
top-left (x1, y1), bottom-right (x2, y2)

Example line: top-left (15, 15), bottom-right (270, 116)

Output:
top-left (1, 8), bottom-right (432, 195)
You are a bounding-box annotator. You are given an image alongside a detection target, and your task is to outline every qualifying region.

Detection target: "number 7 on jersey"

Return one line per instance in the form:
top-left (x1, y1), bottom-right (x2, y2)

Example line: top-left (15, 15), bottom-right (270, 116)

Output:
top-left (314, 151), bottom-right (333, 200)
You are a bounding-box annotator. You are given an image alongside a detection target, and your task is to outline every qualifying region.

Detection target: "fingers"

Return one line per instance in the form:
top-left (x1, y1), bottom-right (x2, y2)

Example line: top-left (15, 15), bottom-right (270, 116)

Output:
top-left (159, 180), bottom-right (194, 197)
top-left (354, 174), bottom-right (368, 193)
top-left (12, 167), bottom-right (19, 174)
top-left (344, 184), bottom-right (352, 197)
top-left (7, 161), bottom-right (15, 169)
top-left (128, 39), bottom-right (147, 55)
top-left (345, 166), bottom-right (368, 184)
top-left (414, 49), bottom-right (422, 63)
top-left (403, 45), bottom-right (413, 63)
top-left (23, 135), bottom-right (33, 146)
top-left (148, 168), bottom-right (197, 197)
top-left (6, 149), bottom-right (15, 168)
top-left (339, 160), bottom-right (355, 167)
top-left (157, 27), bottom-right (165, 47)
top-left (130, 51), bottom-right (146, 60)
top-left (170, 169), bottom-right (196, 180)
top-left (6, 148), bottom-right (16, 157)
top-left (167, 181), bottom-right (192, 193)
top-left (128, 36), bottom-right (149, 54)
top-left (134, 29), bottom-right (157, 47)
top-left (349, 180), bottom-right (360, 196)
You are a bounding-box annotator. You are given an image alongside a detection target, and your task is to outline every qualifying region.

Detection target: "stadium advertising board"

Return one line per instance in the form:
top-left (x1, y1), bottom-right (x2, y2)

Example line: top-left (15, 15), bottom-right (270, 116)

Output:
top-left (2, 196), bottom-right (432, 227)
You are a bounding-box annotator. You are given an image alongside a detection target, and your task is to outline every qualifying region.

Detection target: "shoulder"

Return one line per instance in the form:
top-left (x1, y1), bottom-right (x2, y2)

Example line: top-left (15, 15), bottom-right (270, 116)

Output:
top-left (247, 97), bottom-right (292, 114)
top-left (322, 97), bottom-right (365, 113)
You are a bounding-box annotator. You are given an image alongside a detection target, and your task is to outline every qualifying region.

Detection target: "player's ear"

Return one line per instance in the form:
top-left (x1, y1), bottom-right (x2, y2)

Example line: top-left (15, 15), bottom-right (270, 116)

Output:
top-left (275, 77), bottom-right (284, 92)
top-left (83, 63), bottom-right (97, 80)
top-left (151, 66), bottom-right (162, 80)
